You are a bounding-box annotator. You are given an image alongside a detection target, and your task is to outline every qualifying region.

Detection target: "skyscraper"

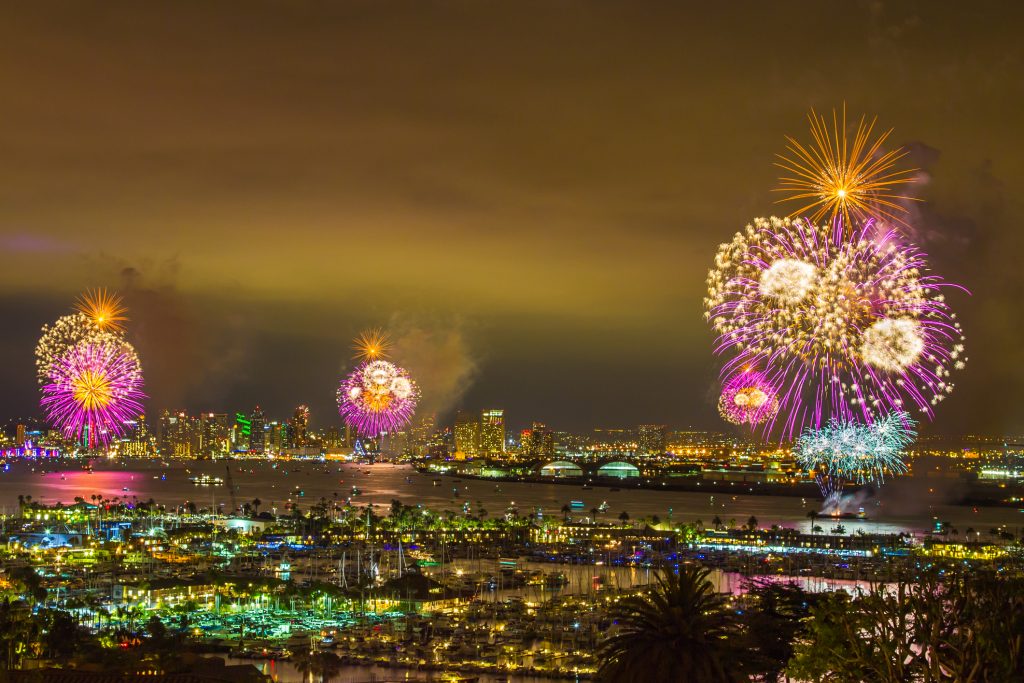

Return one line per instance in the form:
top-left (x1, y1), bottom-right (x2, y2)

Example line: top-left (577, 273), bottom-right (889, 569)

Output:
top-left (200, 413), bottom-right (230, 457)
top-left (249, 406), bottom-right (266, 454)
top-left (638, 424), bottom-right (666, 456)
top-left (525, 422), bottom-right (554, 459)
top-left (290, 405), bottom-right (310, 448)
top-left (453, 410), bottom-right (480, 457)
top-left (480, 409), bottom-right (505, 456)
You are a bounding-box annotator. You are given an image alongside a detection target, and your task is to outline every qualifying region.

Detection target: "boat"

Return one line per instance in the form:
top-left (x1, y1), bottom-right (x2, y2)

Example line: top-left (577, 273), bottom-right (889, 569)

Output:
top-left (189, 475), bottom-right (224, 486)
top-left (570, 500), bottom-right (585, 509)
top-left (598, 501), bottom-right (609, 513)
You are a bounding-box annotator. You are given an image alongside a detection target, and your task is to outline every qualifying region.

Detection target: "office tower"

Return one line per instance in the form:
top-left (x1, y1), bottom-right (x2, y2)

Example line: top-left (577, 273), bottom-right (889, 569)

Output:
top-left (290, 405), bottom-right (310, 447)
top-left (453, 410), bottom-right (480, 457)
top-left (480, 409), bottom-right (505, 456)
top-left (15, 424), bottom-right (26, 447)
top-left (525, 422), bottom-right (554, 459)
top-left (200, 413), bottom-right (230, 458)
top-left (121, 415), bottom-right (152, 457)
top-left (638, 424), bottom-right (667, 456)
top-left (233, 413), bottom-right (252, 451)
top-left (249, 406), bottom-right (266, 454)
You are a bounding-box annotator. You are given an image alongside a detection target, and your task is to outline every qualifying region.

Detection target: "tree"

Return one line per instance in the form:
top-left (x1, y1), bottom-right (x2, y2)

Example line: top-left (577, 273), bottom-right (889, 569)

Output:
top-left (737, 579), bottom-right (816, 681)
top-left (746, 515), bottom-right (758, 531)
top-left (596, 566), bottom-right (742, 682)
top-left (789, 568), bottom-right (1024, 682)
top-left (619, 511), bottom-right (630, 526)
top-left (561, 504), bottom-right (571, 522)
top-left (806, 510), bottom-right (819, 533)
top-left (712, 515), bottom-right (723, 531)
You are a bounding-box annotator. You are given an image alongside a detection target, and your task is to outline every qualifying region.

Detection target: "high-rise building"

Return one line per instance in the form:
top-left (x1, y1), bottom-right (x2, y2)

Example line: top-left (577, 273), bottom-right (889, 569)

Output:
top-left (249, 406), bottom-right (266, 454)
top-left (233, 413), bottom-right (252, 452)
top-left (480, 409), bottom-right (505, 456)
top-left (158, 410), bottom-right (199, 457)
top-left (453, 410), bottom-right (480, 458)
top-left (524, 422), bottom-right (554, 459)
top-left (290, 405), bottom-right (310, 448)
top-left (409, 415), bottom-right (436, 457)
top-left (638, 424), bottom-right (666, 456)
top-left (15, 424), bottom-right (26, 447)
top-left (121, 415), bottom-right (152, 457)
top-left (200, 413), bottom-right (230, 457)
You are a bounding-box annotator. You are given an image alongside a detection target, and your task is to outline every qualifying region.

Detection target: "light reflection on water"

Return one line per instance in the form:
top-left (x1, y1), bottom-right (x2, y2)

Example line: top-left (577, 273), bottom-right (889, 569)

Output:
top-left (1, 460), bottom-right (1022, 536)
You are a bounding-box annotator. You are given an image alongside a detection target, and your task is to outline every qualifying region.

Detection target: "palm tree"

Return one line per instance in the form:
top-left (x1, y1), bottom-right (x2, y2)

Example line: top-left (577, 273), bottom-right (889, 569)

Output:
top-left (561, 504), bottom-right (571, 522)
top-left (597, 566), bottom-right (741, 682)
top-left (807, 510), bottom-right (819, 534)
top-left (619, 511), bottom-right (630, 527)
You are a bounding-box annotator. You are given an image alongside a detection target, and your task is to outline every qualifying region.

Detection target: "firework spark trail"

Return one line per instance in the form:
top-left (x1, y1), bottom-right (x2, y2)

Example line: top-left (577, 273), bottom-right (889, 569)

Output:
top-left (774, 105), bottom-right (919, 229)
top-left (41, 338), bottom-right (145, 446)
top-left (794, 412), bottom-right (916, 500)
top-left (75, 288), bottom-right (128, 333)
top-left (337, 359), bottom-right (420, 436)
top-left (706, 216), bottom-right (967, 439)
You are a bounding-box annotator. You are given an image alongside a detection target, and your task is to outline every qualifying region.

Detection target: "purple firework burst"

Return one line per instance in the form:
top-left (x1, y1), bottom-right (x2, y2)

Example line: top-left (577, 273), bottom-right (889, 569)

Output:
top-left (705, 216), bottom-right (967, 439)
top-left (41, 338), bottom-right (145, 446)
top-left (718, 368), bottom-right (779, 427)
top-left (337, 360), bottom-right (419, 435)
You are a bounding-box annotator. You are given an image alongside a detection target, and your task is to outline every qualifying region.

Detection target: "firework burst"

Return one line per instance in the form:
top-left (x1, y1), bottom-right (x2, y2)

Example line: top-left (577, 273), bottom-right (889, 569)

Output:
top-left (794, 411), bottom-right (916, 499)
top-left (705, 216), bottom-right (967, 438)
top-left (353, 328), bottom-right (391, 361)
top-left (718, 368), bottom-right (779, 427)
top-left (41, 337), bottom-right (145, 446)
top-left (76, 288), bottom-right (128, 333)
top-left (775, 106), bottom-right (918, 228)
top-left (337, 359), bottom-right (419, 435)
top-left (35, 313), bottom-right (119, 384)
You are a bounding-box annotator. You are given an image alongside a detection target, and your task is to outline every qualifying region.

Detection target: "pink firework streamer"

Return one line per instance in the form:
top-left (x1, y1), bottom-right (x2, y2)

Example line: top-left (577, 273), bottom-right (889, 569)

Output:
top-left (41, 338), bottom-right (145, 446)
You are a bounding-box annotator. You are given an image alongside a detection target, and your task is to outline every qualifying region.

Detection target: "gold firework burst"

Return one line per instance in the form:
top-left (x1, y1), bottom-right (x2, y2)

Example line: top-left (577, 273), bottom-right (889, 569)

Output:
top-left (774, 105), bottom-right (918, 228)
top-left (75, 288), bottom-right (128, 333)
top-left (72, 368), bottom-right (113, 409)
top-left (353, 329), bottom-right (391, 361)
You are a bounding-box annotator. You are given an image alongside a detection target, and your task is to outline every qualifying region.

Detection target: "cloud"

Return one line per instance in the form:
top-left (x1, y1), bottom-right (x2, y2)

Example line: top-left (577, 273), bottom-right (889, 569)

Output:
top-left (388, 315), bottom-right (478, 422)
top-left (118, 260), bottom-right (251, 412)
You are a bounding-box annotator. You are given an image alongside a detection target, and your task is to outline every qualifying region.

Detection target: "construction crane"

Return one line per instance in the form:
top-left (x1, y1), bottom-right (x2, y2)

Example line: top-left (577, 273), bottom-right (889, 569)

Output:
top-left (225, 465), bottom-right (238, 514)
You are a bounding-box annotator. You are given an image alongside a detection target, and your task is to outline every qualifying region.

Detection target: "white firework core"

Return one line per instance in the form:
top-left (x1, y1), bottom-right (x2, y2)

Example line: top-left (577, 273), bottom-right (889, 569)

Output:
top-left (390, 377), bottom-right (412, 399)
top-left (759, 258), bottom-right (818, 305)
top-left (734, 387), bottom-right (769, 408)
top-left (861, 318), bottom-right (925, 373)
top-left (363, 360), bottom-right (397, 386)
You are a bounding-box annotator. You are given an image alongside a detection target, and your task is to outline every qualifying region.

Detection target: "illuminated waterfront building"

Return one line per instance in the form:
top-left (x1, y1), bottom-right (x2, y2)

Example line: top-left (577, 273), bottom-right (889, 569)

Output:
top-left (158, 410), bottom-right (199, 458)
top-left (524, 422), bottom-right (554, 459)
top-left (480, 409), bottom-right (505, 455)
top-left (200, 413), bottom-right (230, 458)
top-left (290, 404), bottom-right (310, 447)
top-left (638, 424), bottom-right (667, 456)
top-left (454, 410), bottom-right (480, 457)
top-left (120, 415), bottom-right (152, 457)
top-left (233, 413), bottom-right (251, 452)
top-left (249, 406), bottom-right (266, 455)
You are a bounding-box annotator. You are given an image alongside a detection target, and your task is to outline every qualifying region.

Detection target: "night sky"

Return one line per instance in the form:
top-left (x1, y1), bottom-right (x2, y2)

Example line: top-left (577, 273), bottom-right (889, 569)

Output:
top-left (1, 2), bottom-right (1022, 435)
